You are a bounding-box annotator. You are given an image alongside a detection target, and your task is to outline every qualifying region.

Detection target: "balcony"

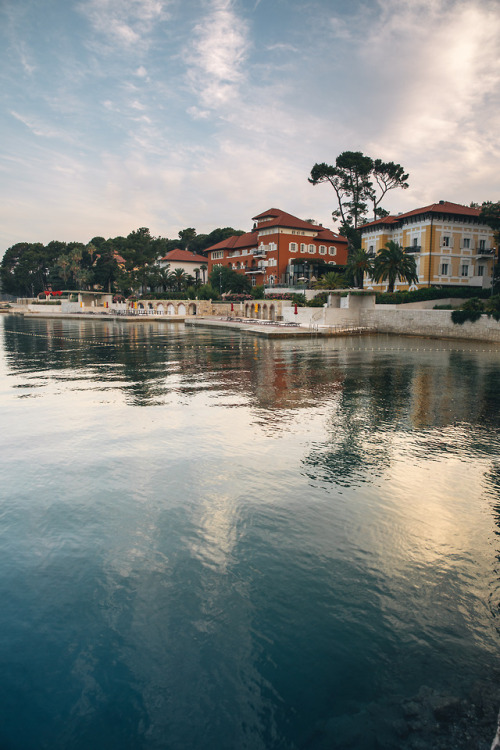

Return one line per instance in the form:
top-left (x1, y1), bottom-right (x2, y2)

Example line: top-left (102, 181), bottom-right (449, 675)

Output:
top-left (404, 245), bottom-right (421, 253)
top-left (475, 248), bottom-right (495, 258)
top-left (245, 265), bottom-right (266, 275)
top-left (252, 245), bottom-right (268, 258)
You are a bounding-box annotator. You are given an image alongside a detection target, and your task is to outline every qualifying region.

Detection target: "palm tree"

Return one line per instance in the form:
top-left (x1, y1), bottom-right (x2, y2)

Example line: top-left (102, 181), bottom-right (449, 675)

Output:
top-left (158, 265), bottom-right (173, 292)
top-left (373, 240), bottom-right (418, 293)
top-left (172, 268), bottom-right (187, 292)
top-left (200, 264), bottom-right (208, 284)
top-left (346, 248), bottom-right (374, 289)
top-left (314, 271), bottom-right (346, 290)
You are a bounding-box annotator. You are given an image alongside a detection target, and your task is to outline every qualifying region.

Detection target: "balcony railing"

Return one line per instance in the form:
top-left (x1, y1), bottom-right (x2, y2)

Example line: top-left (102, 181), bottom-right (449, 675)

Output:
top-left (476, 248), bottom-right (495, 257)
top-left (404, 245), bottom-right (421, 253)
top-left (252, 245), bottom-right (268, 258)
top-left (245, 266), bottom-right (265, 275)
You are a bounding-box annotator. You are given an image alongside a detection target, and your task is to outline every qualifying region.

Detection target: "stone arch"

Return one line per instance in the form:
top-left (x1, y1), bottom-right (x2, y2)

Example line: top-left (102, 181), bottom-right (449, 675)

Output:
top-left (178, 303), bottom-right (186, 315)
top-left (262, 303), bottom-right (268, 320)
top-left (167, 303), bottom-right (175, 315)
top-left (245, 303), bottom-right (251, 318)
top-left (188, 303), bottom-right (197, 315)
top-left (156, 303), bottom-right (164, 314)
top-left (269, 304), bottom-right (276, 321)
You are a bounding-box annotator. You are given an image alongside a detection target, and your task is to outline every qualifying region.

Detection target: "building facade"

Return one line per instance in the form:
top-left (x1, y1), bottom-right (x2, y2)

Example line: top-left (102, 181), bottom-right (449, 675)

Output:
top-left (159, 249), bottom-right (208, 282)
top-left (205, 208), bottom-right (348, 287)
top-left (360, 201), bottom-right (496, 291)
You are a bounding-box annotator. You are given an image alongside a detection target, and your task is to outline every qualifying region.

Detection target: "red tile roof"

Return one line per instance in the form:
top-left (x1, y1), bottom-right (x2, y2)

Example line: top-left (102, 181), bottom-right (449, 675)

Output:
top-left (205, 231), bottom-right (257, 252)
top-left (361, 201), bottom-right (481, 230)
top-left (315, 227), bottom-right (348, 244)
top-left (205, 210), bottom-right (349, 252)
top-left (160, 249), bottom-right (208, 263)
top-left (251, 208), bottom-right (323, 232)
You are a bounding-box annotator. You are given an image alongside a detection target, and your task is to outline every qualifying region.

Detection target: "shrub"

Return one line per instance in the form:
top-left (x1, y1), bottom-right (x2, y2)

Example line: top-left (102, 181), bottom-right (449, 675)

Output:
top-left (251, 285), bottom-right (265, 299)
top-left (451, 309), bottom-right (482, 325)
top-left (306, 292), bottom-right (328, 307)
top-left (377, 286), bottom-right (491, 305)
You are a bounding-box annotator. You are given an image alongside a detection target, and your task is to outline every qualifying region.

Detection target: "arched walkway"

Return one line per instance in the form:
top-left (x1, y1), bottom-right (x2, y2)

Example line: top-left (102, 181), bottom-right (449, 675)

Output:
top-left (167, 303), bottom-right (175, 315)
top-left (178, 303), bottom-right (186, 315)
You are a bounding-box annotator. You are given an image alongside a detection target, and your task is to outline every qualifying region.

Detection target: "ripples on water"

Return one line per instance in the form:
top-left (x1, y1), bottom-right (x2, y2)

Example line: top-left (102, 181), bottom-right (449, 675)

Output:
top-left (1, 315), bottom-right (500, 749)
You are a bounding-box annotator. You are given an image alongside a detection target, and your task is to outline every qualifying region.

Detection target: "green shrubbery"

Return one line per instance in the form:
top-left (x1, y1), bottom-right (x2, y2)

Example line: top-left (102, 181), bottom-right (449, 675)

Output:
top-left (376, 286), bottom-right (492, 305)
top-left (306, 292), bottom-right (328, 307)
top-left (450, 295), bottom-right (500, 325)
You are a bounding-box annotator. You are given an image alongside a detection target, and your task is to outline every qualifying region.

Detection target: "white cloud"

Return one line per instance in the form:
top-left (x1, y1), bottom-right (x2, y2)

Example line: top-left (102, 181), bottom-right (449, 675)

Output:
top-left (10, 111), bottom-right (71, 141)
top-left (187, 106), bottom-right (211, 120)
top-left (77, 0), bottom-right (169, 47)
top-left (185, 0), bottom-right (251, 110)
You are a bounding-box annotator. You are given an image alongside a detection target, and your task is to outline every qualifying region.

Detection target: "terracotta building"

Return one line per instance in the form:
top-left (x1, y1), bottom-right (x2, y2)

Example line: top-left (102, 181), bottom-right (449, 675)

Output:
top-left (360, 201), bottom-right (497, 291)
top-left (205, 208), bottom-right (348, 287)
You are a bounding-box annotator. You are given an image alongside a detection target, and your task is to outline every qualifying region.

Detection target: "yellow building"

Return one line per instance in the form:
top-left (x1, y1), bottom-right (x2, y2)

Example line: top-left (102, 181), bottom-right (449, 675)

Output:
top-left (360, 201), bottom-right (496, 291)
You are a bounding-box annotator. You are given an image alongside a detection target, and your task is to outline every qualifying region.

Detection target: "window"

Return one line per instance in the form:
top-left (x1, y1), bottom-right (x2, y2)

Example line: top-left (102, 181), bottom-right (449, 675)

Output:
top-left (442, 236), bottom-right (450, 247)
top-left (463, 238), bottom-right (470, 248)
top-left (369, 245), bottom-right (374, 253)
top-left (441, 263), bottom-right (449, 275)
top-left (212, 250), bottom-right (224, 259)
top-left (308, 244), bottom-right (315, 254)
top-left (413, 237), bottom-right (419, 247)
top-left (328, 247), bottom-right (337, 256)
top-left (319, 246), bottom-right (326, 255)
top-left (328, 261), bottom-right (336, 265)
top-left (300, 243), bottom-right (307, 253)
top-left (461, 264), bottom-right (469, 277)
top-left (479, 239), bottom-right (486, 250)
top-left (289, 242), bottom-right (297, 253)
top-left (477, 265), bottom-right (485, 276)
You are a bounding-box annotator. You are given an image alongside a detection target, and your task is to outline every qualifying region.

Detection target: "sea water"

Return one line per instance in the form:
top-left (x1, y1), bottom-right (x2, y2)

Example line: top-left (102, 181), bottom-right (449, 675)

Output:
top-left (1, 314), bottom-right (500, 749)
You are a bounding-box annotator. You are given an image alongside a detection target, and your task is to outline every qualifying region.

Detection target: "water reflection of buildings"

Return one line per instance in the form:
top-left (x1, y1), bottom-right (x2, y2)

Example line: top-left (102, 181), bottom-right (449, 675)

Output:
top-left (3, 317), bottom-right (500, 426)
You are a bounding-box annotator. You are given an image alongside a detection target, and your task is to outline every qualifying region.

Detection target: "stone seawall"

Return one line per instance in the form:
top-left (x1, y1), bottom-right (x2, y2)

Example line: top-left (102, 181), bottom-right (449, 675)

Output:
top-left (362, 308), bottom-right (500, 342)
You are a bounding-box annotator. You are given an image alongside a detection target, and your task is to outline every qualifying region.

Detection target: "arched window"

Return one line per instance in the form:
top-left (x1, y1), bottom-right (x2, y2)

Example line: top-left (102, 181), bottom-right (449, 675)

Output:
top-left (308, 244), bottom-right (315, 254)
top-left (289, 242), bottom-right (297, 253)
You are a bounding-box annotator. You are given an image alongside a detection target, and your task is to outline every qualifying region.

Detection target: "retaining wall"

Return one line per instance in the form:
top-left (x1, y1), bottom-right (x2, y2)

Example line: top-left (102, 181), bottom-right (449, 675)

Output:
top-left (362, 308), bottom-right (500, 342)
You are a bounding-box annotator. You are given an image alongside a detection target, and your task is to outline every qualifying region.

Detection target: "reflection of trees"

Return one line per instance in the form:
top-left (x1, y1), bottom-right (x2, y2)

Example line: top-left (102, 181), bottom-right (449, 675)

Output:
top-left (304, 347), bottom-right (500, 488)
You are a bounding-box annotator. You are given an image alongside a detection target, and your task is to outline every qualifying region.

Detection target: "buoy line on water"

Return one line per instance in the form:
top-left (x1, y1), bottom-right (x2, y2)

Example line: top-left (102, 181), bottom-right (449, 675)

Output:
top-left (2, 330), bottom-right (496, 354)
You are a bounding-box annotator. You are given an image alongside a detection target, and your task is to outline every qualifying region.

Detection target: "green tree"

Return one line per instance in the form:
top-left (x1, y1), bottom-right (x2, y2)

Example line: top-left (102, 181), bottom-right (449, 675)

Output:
top-left (309, 151), bottom-right (409, 247)
top-left (479, 202), bottom-right (500, 293)
top-left (56, 254), bottom-right (72, 286)
top-left (178, 228), bottom-right (196, 251)
top-left (371, 160), bottom-right (409, 218)
top-left (209, 266), bottom-right (251, 294)
top-left (314, 271), bottom-right (346, 290)
top-left (172, 268), bottom-right (188, 292)
top-left (373, 240), bottom-right (418, 293)
top-left (346, 248), bottom-right (374, 289)
top-left (93, 250), bottom-right (119, 292)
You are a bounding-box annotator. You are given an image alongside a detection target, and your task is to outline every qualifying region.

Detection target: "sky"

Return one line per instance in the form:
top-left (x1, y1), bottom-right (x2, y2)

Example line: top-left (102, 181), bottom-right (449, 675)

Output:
top-left (1, 0), bottom-right (499, 253)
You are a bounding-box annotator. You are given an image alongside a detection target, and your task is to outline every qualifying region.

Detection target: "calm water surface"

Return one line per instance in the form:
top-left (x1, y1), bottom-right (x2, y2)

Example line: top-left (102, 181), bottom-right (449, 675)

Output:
top-left (1, 315), bottom-right (500, 749)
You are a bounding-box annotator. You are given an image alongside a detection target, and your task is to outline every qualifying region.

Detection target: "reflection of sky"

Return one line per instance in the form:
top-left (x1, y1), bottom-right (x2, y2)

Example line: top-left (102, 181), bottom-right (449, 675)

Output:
top-left (2, 318), bottom-right (500, 746)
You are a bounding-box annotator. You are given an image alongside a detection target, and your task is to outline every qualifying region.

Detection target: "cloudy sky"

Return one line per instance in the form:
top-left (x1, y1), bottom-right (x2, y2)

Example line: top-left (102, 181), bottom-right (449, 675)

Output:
top-left (1, 0), bottom-right (499, 252)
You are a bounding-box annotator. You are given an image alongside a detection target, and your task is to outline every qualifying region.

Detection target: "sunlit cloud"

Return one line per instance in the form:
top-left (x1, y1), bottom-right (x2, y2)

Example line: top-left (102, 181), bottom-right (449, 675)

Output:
top-left (77, 0), bottom-right (170, 47)
top-left (185, 0), bottom-right (251, 110)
